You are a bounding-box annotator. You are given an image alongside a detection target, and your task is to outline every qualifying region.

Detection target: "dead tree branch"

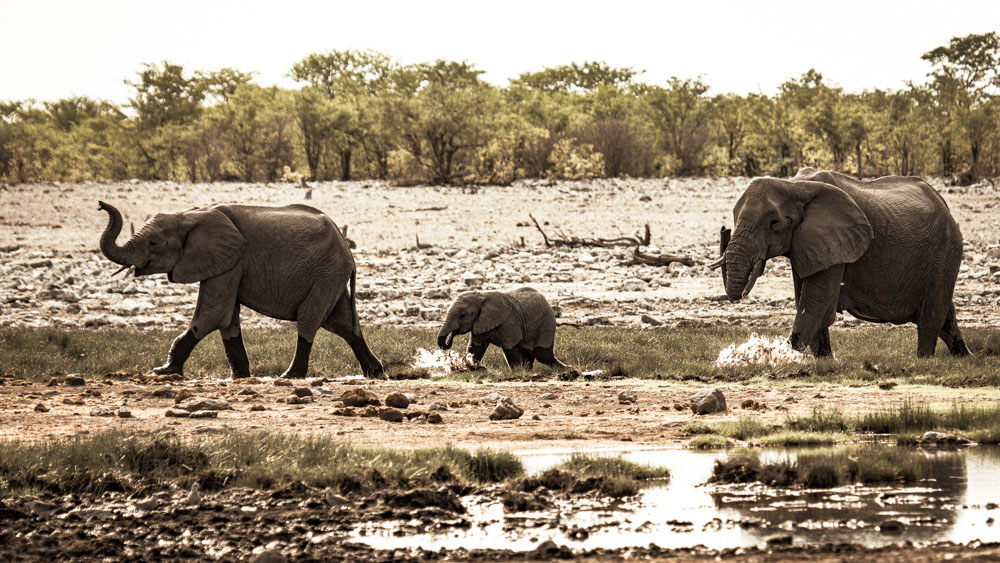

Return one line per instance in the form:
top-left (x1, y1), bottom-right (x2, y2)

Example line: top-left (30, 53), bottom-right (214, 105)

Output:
top-left (529, 214), bottom-right (651, 248)
top-left (620, 246), bottom-right (694, 267)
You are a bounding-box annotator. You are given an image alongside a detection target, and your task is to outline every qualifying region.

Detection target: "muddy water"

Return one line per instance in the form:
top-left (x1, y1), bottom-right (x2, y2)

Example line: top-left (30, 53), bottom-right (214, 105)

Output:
top-left (353, 446), bottom-right (1000, 551)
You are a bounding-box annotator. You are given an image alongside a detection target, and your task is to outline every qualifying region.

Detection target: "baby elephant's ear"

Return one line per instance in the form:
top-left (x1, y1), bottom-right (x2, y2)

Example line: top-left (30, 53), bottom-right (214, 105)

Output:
top-left (171, 208), bottom-right (246, 283)
top-left (474, 293), bottom-right (523, 348)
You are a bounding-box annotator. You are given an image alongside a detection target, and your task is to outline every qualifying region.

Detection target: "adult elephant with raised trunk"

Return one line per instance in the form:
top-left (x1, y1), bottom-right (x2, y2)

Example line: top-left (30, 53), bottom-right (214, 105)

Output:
top-left (97, 201), bottom-right (383, 378)
top-left (708, 167), bottom-right (968, 358)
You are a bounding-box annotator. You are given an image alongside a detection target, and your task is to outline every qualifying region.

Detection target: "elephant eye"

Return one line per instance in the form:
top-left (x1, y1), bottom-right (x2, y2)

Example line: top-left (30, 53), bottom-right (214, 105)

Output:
top-left (769, 219), bottom-right (780, 230)
top-left (149, 240), bottom-right (158, 247)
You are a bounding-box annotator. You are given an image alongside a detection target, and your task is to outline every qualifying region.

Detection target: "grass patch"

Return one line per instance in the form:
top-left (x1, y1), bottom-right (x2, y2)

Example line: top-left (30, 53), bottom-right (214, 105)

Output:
top-left (0, 430), bottom-right (522, 497)
top-left (683, 416), bottom-right (773, 440)
top-left (514, 453), bottom-right (669, 498)
top-left (2, 326), bottom-right (998, 385)
top-left (556, 453), bottom-right (670, 481)
top-left (756, 431), bottom-right (842, 447)
top-left (710, 447), bottom-right (939, 487)
top-left (689, 434), bottom-right (730, 449)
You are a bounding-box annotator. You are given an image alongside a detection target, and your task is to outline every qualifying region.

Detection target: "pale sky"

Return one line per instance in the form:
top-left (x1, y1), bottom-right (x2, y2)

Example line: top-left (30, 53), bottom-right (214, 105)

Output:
top-left (3, 0), bottom-right (999, 104)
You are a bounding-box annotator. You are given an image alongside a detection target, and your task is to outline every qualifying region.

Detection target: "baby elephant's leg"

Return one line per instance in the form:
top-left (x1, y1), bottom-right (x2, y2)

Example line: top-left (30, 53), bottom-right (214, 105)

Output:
top-left (533, 346), bottom-right (570, 370)
top-left (501, 346), bottom-right (531, 369)
top-left (467, 338), bottom-right (489, 363)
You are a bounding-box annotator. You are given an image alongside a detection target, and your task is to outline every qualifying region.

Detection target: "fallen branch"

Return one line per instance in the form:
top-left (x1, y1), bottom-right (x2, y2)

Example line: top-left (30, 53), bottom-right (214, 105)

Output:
top-left (621, 246), bottom-right (694, 267)
top-left (415, 234), bottom-right (432, 249)
top-left (529, 214), bottom-right (651, 248)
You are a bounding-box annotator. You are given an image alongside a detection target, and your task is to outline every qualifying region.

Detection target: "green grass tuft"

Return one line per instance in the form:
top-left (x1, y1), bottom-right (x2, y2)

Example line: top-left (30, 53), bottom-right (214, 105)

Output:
top-left (689, 434), bottom-right (730, 449)
top-left (556, 453), bottom-right (670, 481)
top-left (710, 447), bottom-right (937, 487)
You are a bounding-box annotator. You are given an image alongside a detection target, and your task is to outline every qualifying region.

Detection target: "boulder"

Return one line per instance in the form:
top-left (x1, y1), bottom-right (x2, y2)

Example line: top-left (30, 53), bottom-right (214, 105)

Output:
top-left (175, 397), bottom-right (231, 412)
top-left (384, 392), bottom-right (410, 409)
top-left (617, 390), bottom-right (638, 404)
top-left (690, 388), bottom-right (726, 414)
top-left (340, 388), bottom-right (380, 407)
top-left (489, 397), bottom-right (524, 421)
top-left (378, 407), bottom-right (404, 423)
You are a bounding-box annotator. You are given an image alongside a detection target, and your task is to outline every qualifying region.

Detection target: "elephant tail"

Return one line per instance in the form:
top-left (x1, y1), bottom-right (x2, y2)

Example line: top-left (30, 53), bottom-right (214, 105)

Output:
top-left (349, 266), bottom-right (361, 334)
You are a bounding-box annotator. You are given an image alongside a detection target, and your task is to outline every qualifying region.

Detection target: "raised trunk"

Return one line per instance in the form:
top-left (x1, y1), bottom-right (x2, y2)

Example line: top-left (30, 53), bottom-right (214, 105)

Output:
top-left (98, 201), bottom-right (145, 267)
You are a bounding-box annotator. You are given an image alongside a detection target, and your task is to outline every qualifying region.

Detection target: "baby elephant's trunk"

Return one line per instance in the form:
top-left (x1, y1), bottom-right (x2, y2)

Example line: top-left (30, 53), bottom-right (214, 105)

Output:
top-left (437, 324), bottom-right (456, 349)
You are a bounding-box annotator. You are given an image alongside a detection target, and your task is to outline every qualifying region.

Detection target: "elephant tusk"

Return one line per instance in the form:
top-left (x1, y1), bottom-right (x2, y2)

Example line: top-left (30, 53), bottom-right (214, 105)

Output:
top-left (706, 255), bottom-right (726, 270)
top-left (741, 260), bottom-right (766, 298)
top-left (446, 332), bottom-right (455, 348)
top-left (110, 264), bottom-right (129, 276)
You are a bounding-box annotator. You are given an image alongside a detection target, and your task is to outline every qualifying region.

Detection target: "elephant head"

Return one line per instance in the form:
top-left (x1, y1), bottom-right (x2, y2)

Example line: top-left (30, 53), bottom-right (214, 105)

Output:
top-left (437, 291), bottom-right (519, 349)
top-left (98, 201), bottom-right (246, 283)
top-left (714, 178), bottom-right (873, 302)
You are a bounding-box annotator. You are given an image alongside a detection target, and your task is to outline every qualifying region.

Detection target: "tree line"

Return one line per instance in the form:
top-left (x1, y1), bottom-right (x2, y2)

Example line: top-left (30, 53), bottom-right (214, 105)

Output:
top-left (2, 32), bottom-right (999, 185)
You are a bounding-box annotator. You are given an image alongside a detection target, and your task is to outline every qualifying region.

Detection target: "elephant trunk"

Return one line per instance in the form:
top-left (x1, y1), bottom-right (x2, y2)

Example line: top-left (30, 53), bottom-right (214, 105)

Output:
top-left (723, 233), bottom-right (761, 302)
top-left (437, 321), bottom-right (457, 350)
top-left (98, 201), bottom-right (146, 267)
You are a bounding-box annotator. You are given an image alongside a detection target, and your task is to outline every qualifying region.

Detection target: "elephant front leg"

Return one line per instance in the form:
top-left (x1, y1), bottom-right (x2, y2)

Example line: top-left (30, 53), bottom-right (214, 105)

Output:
top-left (220, 304), bottom-right (250, 379)
top-left (153, 329), bottom-right (201, 376)
top-left (789, 265), bottom-right (844, 355)
top-left (467, 338), bottom-right (489, 365)
top-left (501, 346), bottom-right (530, 369)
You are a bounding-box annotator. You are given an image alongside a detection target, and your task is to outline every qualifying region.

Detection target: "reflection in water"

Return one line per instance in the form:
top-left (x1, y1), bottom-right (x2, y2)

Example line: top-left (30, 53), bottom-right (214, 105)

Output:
top-left (352, 446), bottom-right (1000, 552)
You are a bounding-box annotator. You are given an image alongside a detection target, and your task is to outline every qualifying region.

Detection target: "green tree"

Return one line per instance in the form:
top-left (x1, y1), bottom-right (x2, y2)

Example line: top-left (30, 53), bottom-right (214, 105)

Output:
top-left (645, 77), bottom-right (713, 176)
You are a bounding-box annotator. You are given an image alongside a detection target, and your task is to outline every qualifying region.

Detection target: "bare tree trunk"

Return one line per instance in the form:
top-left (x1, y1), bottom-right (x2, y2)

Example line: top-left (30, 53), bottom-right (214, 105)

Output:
top-left (340, 148), bottom-right (351, 181)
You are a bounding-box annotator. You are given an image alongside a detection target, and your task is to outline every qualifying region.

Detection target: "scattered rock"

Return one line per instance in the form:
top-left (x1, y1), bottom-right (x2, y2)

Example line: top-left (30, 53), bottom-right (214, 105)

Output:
top-left (621, 278), bottom-right (647, 292)
top-left (877, 519), bottom-right (905, 534)
top-left (292, 387), bottom-right (313, 398)
top-left (640, 314), bottom-right (662, 326)
top-left (175, 397), bottom-right (231, 412)
top-left (360, 406), bottom-right (379, 418)
top-left (765, 533), bottom-right (793, 546)
top-left (617, 390), bottom-right (637, 404)
top-left (690, 388), bottom-right (726, 414)
top-left (34, 403), bottom-right (49, 413)
top-left (428, 412), bottom-right (443, 424)
top-left (461, 272), bottom-right (484, 288)
top-left (918, 431), bottom-right (974, 446)
top-left (429, 401), bottom-right (449, 411)
top-left (62, 397), bottom-right (84, 405)
top-left (331, 407), bottom-right (357, 417)
top-left (249, 405), bottom-right (266, 412)
top-left (250, 550), bottom-right (287, 563)
top-left (489, 397), bottom-right (524, 421)
top-left (877, 381), bottom-right (897, 390)
top-left (340, 388), bottom-right (380, 407)
top-left (152, 387), bottom-right (176, 399)
top-left (286, 395), bottom-right (313, 404)
top-left (117, 410), bottom-right (132, 418)
top-left (378, 407), bottom-right (404, 422)
top-left (540, 393), bottom-right (557, 400)
top-left (64, 375), bottom-right (85, 387)
top-left (89, 406), bottom-right (115, 417)
top-left (189, 410), bottom-right (219, 419)
top-left (384, 392), bottom-right (410, 409)
top-left (482, 391), bottom-right (506, 403)
top-left (273, 379), bottom-right (292, 387)
top-left (165, 409), bottom-right (190, 418)
top-left (173, 389), bottom-right (194, 403)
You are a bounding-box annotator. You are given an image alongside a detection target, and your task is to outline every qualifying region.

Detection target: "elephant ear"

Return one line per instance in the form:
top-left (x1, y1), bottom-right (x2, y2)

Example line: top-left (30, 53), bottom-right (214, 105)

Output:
top-left (788, 180), bottom-right (873, 278)
top-left (171, 208), bottom-right (246, 283)
top-left (474, 293), bottom-right (523, 349)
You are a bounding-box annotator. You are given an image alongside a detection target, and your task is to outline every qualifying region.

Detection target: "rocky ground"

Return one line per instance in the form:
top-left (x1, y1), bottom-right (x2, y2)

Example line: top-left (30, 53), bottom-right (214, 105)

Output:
top-left (2, 177), bottom-right (999, 332)
top-left (2, 177), bottom-right (1000, 560)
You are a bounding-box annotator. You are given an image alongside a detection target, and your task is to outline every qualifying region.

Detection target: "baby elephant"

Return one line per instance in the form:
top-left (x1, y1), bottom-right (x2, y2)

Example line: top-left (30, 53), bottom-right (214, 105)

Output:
top-left (437, 287), bottom-right (570, 370)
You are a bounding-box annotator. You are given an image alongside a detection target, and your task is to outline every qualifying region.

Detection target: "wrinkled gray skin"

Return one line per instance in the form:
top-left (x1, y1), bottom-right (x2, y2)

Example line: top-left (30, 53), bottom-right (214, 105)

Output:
top-left (437, 287), bottom-right (570, 370)
top-left (98, 201), bottom-right (383, 378)
top-left (712, 168), bottom-right (968, 358)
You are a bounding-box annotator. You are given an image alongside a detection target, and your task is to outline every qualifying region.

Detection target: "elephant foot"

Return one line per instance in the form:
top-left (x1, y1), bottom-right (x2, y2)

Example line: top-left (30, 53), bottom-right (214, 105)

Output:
top-left (363, 362), bottom-right (386, 379)
top-left (280, 368), bottom-right (309, 379)
top-left (152, 363), bottom-right (184, 376)
top-left (230, 368), bottom-right (251, 379)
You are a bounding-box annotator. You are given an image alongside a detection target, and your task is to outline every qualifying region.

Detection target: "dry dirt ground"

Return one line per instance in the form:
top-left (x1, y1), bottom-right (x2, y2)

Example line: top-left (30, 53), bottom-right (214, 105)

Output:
top-left (1, 177), bottom-right (999, 449)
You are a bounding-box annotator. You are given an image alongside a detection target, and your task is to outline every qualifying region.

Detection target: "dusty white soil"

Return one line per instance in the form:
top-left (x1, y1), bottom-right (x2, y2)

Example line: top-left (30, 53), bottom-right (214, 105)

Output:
top-left (2, 177), bottom-right (998, 332)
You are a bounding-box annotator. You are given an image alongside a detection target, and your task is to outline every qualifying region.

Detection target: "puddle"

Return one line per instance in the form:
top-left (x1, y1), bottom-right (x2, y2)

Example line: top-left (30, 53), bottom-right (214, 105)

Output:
top-left (351, 446), bottom-right (1000, 551)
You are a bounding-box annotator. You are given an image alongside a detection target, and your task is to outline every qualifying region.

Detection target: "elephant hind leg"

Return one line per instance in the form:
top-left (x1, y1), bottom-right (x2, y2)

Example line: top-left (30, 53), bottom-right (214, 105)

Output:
top-left (501, 346), bottom-right (532, 369)
top-left (534, 346), bottom-right (570, 370)
top-left (323, 289), bottom-right (384, 377)
top-left (939, 303), bottom-right (969, 357)
top-left (284, 286), bottom-right (336, 378)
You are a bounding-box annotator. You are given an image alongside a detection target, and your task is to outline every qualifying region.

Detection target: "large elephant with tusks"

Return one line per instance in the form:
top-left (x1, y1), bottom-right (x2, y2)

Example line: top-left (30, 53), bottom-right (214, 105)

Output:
top-left (709, 168), bottom-right (968, 358)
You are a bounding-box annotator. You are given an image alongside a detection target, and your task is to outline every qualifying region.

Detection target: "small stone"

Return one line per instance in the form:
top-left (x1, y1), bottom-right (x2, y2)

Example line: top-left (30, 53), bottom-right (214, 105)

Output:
top-left (621, 278), bottom-right (646, 292)
top-left (292, 387), bottom-right (313, 398)
top-left (189, 410), bottom-right (219, 419)
top-left (250, 548), bottom-right (287, 563)
top-left (152, 387), bottom-right (176, 399)
top-left (90, 406), bottom-right (115, 417)
top-left (273, 379), bottom-right (292, 387)
top-left (532, 414), bottom-right (541, 420)
top-left (34, 403), bottom-right (49, 413)
top-left (249, 405), bottom-right (266, 412)
top-left (765, 534), bottom-right (793, 546)
top-left (47, 377), bottom-right (59, 387)
top-left (483, 391), bottom-right (505, 403)
top-left (461, 272), bottom-right (484, 288)
top-left (429, 401), bottom-right (449, 411)
top-left (877, 381), bottom-right (897, 390)
top-left (421, 287), bottom-right (450, 300)
top-left (448, 400), bottom-right (462, 408)
top-left (62, 397), bottom-right (84, 405)
top-left (378, 407), bottom-right (404, 422)
top-left (617, 390), bottom-right (638, 404)
top-left (640, 314), bottom-right (662, 326)
top-left (690, 388), bottom-right (726, 415)
top-left (341, 388), bottom-right (380, 407)
top-left (540, 393), bottom-right (557, 400)
top-left (331, 407), bottom-right (356, 417)
top-left (385, 392), bottom-right (410, 409)
top-left (287, 395), bottom-right (314, 404)
top-left (489, 397), bottom-right (524, 421)
top-left (117, 410), bottom-right (132, 418)
top-left (165, 409), bottom-right (190, 418)
top-left (877, 520), bottom-right (905, 534)
top-left (175, 397), bottom-right (231, 412)
top-left (64, 375), bottom-right (85, 387)
top-left (360, 406), bottom-right (379, 418)
top-left (173, 389), bottom-right (194, 404)
top-left (428, 412), bottom-right (443, 424)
